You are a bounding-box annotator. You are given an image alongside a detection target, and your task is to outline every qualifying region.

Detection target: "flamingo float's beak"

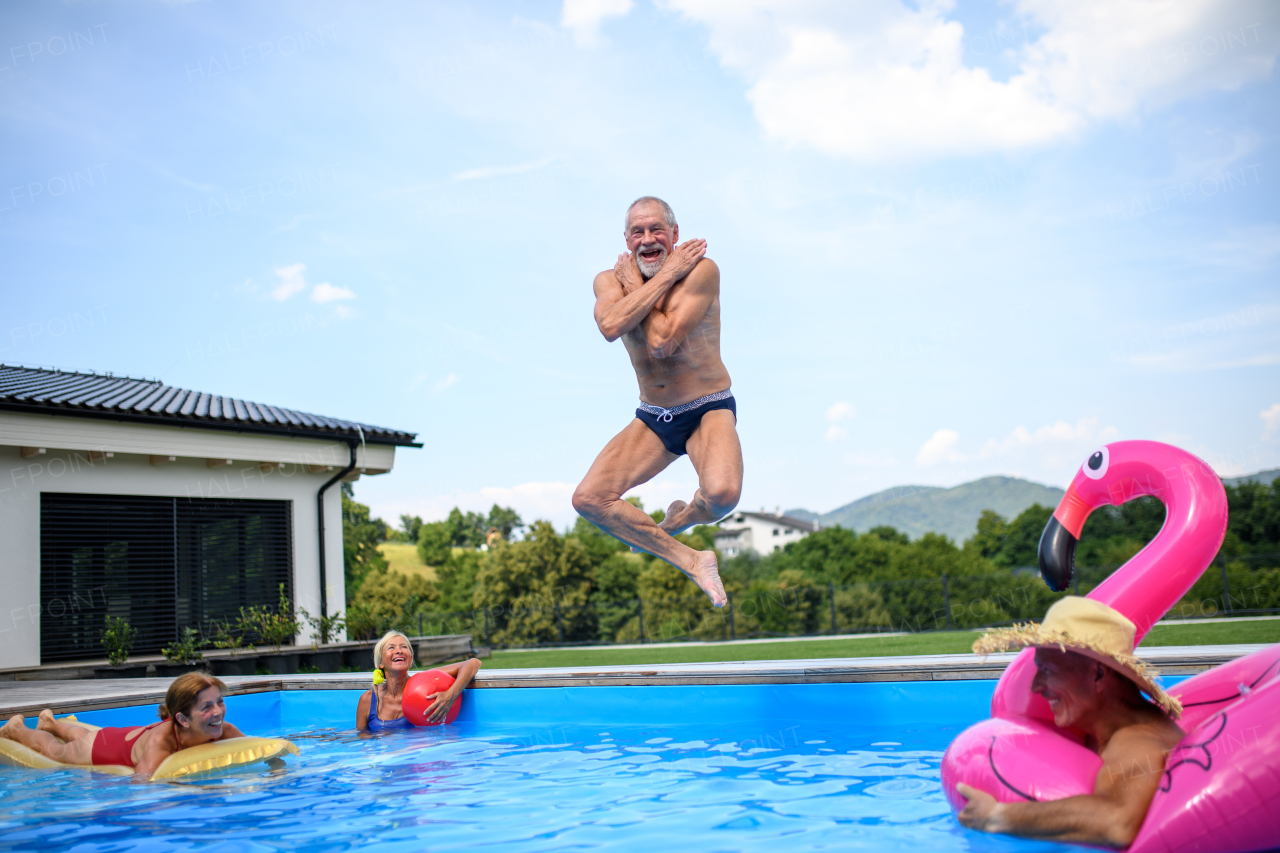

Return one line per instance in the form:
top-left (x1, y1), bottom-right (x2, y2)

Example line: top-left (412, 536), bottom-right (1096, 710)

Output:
top-left (1037, 516), bottom-right (1076, 592)
top-left (1038, 481), bottom-right (1093, 592)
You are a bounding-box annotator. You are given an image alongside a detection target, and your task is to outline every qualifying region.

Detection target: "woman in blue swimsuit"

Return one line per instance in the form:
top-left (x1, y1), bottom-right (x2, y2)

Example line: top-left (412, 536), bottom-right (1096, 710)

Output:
top-left (356, 630), bottom-right (482, 731)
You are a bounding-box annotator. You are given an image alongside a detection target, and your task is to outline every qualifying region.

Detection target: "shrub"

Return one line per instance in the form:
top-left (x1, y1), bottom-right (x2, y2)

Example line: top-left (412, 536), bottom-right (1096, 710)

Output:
top-left (299, 607), bottom-right (346, 646)
top-left (100, 615), bottom-right (136, 667)
top-left (239, 584), bottom-right (300, 653)
top-left (161, 627), bottom-right (203, 665)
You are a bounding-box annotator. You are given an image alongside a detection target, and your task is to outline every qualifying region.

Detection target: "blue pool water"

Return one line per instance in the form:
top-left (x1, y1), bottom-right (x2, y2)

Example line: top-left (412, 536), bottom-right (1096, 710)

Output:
top-left (0, 680), bottom-right (1182, 852)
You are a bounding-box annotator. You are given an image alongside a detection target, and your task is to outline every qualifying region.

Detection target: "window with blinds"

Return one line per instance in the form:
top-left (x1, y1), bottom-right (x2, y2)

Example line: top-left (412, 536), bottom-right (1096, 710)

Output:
top-left (40, 494), bottom-right (293, 663)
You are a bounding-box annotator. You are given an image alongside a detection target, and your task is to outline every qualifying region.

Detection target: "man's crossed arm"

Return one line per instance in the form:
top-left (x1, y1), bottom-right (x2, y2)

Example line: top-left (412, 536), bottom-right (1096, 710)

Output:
top-left (593, 239), bottom-right (717, 357)
top-left (956, 727), bottom-right (1172, 848)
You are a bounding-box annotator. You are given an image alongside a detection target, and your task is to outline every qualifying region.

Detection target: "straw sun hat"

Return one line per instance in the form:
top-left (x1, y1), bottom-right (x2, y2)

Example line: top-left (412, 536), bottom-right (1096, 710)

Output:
top-left (973, 596), bottom-right (1182, 718)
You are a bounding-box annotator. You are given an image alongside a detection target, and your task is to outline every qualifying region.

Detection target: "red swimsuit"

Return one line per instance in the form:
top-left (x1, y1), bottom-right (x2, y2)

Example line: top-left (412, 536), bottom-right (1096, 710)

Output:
top-left (90, 720), bottom-right (167, 767)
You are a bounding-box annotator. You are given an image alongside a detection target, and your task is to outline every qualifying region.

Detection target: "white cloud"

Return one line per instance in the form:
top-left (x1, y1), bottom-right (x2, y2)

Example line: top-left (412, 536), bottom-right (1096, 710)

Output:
top-left (271, 263), bottom-right (307, 301)
top-left (916, 428), bottom-right (964, 467)
top-left (978, 417), bottom-right (1121, 472)
top-left (825, 425), bottom-right (848, 442)
top-left (1262, 403), bottom-right (1280, 438)
top-left (311, 282), bottom-right (357, 303)
top-left (665, 0), bottom-right (1280, 161)
top-left (561, 0), bottom-right (633, 47)
top-left (826, 401), bottom-right (856, 422)
top-left (434, 373), bottom-right (460, 393)
top-left (451, 157), bottom-right (556, 183)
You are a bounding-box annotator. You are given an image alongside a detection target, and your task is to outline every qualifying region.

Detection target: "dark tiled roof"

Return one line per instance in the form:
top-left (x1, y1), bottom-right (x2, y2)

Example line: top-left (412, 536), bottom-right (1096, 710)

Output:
top-left (0, 365), bottom-right (419, 446)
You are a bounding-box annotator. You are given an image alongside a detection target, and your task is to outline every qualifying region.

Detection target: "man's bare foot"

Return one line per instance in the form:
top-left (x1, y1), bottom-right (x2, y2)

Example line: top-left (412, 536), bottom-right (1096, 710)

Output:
top-left (1, 714), bottom-right (25, 738)
top-left (684, 550), bottom-right (727, 607)
top-left (632, 500), bottom-right (692, 553)
top-left (659, 500), bottom-right (689, 535)
top-left (37, 710), bottom-right (57, 733)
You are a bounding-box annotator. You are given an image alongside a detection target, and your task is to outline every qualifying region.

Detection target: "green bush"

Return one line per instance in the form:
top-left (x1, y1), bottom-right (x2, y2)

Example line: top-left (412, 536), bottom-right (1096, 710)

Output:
top-left (100, 615), bottom-right (136, 667)
top-left (161, 627), bottom-right (203, 665)
top-left (238, 584), bottom-right (300, 652)
top-left (299, 607), bottom-right (346, 646)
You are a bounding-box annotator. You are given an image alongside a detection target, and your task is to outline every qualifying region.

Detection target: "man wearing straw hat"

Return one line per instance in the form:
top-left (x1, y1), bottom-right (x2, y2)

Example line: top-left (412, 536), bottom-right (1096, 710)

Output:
top-left (956, 596), bottom-right (1185, 848)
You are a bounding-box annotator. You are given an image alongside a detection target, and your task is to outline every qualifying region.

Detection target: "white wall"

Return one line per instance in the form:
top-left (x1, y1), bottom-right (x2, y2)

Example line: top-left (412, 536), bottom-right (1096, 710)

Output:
top-left (716, 515), bottom-right (812, 556)
top-left (0, 444), bottom-right (350, 669)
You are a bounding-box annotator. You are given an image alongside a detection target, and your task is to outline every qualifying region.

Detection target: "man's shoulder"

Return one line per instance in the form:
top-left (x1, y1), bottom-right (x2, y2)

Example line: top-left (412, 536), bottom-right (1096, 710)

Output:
top-left (693, 256), bottom-right (719, 275)
top-left (1104, 716), bottom-right (1183, 756)
top-left (682, 256), bottom-right (720, 289)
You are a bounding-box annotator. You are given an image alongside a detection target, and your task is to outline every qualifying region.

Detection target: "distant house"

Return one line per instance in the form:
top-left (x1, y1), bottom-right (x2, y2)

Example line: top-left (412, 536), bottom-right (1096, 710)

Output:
top-left (0, 365), bottom-right (418, 670)
top-left (713, 510), bottom-right (818, 557)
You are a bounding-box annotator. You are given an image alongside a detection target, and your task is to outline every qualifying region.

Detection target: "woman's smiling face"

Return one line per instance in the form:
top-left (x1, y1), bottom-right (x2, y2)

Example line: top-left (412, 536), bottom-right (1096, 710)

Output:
top-left (381, 636), bottom-right (413, 675)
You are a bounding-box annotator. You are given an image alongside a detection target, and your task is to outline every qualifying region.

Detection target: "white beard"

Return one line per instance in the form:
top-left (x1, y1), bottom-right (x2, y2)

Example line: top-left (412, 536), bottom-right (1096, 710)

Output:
top-left (637, 246), bottom-right (667, 279)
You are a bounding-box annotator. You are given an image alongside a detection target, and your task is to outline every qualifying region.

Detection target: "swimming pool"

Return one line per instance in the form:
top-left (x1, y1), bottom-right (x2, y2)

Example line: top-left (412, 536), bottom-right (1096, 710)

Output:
top-left (0, 680), bottom-right (1176, 852)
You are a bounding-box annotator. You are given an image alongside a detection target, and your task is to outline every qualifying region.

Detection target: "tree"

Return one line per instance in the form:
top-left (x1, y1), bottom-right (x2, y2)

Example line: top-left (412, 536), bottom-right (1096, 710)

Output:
top-left (398, 514), bottom-right (424, 544)
top-left (417, 521), bottom-right (453, 567)
top-left (341, 486), bottom-right (388, 598)
top-left (346, 568), bottom-right (437, 641)
top-left (434, 550), bottom-right (483, 613)
top-left (473, 521), bottom-right (595, 645)
top-left (1221, 478), bottom-right (1279, 555)
top-left (486, 504), bottom-right (524, 541)
top-left (963, 504), bottom-right (1054, 568)
top-left (1002, 504), bottom-right (1054, 567)
top-left (866, 525), bottom-right (910, 545)
top-left (966, 509), bottom-right (1010, 563)
top-left (446, 508), bottom-right (487, 548)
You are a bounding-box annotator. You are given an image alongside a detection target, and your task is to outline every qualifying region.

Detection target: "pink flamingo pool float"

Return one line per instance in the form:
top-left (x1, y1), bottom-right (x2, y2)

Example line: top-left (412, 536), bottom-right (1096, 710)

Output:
top-left (941, 440), bottom-right (1280, 852)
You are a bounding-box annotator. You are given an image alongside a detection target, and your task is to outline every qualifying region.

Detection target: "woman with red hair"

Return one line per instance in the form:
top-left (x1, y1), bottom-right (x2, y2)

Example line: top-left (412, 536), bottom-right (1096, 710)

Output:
top-left (1, 672), bottom-right (245, 778)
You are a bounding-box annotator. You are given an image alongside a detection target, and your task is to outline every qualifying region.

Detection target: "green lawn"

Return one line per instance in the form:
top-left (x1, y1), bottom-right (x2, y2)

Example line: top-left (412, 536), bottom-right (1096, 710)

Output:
top-left (485, 619), bottom-right (1279, 670)
top-left (377, 543), bottom-right (435, 581)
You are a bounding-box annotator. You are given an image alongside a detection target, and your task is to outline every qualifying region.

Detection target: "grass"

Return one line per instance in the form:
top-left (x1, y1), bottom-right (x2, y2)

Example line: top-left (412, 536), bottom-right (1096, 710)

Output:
top-left (377, 542), bottom-right (435, 581)
top-left (484, 618), bottom-right (1280, 670)
top-left (1141, 619), bottom-right (1280, 647)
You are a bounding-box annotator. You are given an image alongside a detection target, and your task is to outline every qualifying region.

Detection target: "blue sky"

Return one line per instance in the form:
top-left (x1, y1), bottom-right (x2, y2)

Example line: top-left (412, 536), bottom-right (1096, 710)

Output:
top-left (4, 0), bottom-right (1278, 532)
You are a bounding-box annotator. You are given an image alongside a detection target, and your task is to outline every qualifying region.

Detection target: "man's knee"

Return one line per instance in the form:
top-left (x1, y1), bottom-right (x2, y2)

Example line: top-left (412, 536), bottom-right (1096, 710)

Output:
top-left (571, 484), bottom-right (610, 520)
top-left (701, 480), bottom-right (741, 516)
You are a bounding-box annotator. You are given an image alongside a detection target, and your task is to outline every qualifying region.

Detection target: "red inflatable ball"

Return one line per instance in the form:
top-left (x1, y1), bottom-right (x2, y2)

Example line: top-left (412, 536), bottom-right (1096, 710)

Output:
top-left (401, 669), bottom-right (462, 726)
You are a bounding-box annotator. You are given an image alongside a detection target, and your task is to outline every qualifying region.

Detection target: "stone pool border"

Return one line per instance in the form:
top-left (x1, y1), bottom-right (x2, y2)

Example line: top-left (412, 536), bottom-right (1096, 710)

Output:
top-left (0, 644), bottom-right (1264, 717)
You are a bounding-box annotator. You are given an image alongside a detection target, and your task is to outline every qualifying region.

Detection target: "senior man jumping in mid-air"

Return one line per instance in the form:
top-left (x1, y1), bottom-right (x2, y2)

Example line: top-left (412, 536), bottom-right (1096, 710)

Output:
top-left (572, 196), bottom-right (740, 606)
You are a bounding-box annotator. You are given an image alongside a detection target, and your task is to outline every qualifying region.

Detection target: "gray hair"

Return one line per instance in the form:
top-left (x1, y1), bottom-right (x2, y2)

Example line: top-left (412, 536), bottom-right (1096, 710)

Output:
top-left (625, 196), bottom-right (677, 231)
top-left (372, 629), bottom-right (414, 670)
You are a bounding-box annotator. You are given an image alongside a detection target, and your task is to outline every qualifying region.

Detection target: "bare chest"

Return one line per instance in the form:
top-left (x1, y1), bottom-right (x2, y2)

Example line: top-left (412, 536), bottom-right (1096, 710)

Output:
top-left (622, 300), bottom-right (721, 367)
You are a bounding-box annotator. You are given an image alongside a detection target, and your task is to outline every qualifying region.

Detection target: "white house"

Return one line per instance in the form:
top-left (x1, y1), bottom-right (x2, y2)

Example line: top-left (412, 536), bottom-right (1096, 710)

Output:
top-left (0, 365), bottom-right (418, 670)
top-left (713, 510), bottom-right (819, 557)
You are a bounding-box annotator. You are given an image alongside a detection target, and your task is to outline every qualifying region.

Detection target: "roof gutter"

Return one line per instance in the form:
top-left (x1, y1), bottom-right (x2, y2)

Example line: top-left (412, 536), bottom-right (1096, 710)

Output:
top-left (317, 439), bottom-right (360, 619)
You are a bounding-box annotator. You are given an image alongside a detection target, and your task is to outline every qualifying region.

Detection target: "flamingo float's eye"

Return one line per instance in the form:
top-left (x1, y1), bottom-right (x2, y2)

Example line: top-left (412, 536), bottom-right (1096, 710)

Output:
top-left (1082, 447), bottom-right (1110, 480)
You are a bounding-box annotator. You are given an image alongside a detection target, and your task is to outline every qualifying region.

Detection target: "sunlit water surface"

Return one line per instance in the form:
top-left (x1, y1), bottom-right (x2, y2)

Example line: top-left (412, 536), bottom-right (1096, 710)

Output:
top-left (0, 715), bottom-right (1084, 852)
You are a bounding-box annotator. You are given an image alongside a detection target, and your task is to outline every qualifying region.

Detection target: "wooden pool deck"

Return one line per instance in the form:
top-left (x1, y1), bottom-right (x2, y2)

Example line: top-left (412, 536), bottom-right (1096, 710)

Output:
top-left (0, 644), bottom-right (1265, 718)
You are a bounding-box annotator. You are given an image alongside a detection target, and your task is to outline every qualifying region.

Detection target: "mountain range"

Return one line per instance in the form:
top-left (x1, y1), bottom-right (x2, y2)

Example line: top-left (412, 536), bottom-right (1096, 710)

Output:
top-left (1225, 468), bottom-right (1279, 487)
top-left (788, 467), bottom-right (1278, 544)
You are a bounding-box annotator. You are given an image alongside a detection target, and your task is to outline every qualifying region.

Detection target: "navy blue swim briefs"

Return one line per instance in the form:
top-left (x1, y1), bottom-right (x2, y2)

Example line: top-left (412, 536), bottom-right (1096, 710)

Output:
top-left (635, 389), bottom-right (736, 457)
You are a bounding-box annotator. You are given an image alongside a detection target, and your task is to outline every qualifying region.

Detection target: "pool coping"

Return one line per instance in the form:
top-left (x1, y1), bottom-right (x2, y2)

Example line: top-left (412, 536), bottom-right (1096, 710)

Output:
top-left (0, 644), bottom-right (1265, 717)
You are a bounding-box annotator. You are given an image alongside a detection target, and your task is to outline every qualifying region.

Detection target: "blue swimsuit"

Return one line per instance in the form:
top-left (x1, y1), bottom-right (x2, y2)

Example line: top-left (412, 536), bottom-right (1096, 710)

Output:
top-left (366, 687), bottom-right (414, 731)
top-left (636, 390), bottom-right (737, 457)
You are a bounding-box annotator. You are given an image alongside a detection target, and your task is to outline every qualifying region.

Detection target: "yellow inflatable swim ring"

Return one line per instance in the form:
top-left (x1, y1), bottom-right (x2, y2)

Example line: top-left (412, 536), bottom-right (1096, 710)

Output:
top-left (0, 716), bottom-right (298, 780)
